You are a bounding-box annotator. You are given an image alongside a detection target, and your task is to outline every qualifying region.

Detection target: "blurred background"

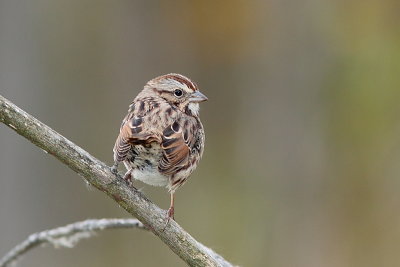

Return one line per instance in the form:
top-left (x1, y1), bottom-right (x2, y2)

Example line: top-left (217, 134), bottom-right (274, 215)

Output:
top-left (1, 0), bottom-right (400, 266)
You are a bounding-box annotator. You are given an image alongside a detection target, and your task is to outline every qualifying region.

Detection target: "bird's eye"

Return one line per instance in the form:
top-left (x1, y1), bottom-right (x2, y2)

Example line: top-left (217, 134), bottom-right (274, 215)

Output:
top-left (174, 89), bottom-right (183, 97)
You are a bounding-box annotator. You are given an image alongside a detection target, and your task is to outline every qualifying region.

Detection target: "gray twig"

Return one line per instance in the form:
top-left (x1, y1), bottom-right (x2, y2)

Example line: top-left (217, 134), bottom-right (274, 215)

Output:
top-left (0, 95), bottom-right (234, 267)
top-left (0, 218), bottom-right (145, 267)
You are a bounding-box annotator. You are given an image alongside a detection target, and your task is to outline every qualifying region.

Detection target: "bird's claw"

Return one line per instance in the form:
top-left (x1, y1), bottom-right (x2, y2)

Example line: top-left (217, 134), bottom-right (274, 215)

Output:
top-left (162, 207), bottom-right (175, 231)
top-left (167, 206), bottom-right (175, 219)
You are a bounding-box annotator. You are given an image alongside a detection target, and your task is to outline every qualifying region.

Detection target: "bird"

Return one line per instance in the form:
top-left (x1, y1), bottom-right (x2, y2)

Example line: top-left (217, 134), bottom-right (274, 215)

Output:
top-left (112, 73), bottom-right (207, 221)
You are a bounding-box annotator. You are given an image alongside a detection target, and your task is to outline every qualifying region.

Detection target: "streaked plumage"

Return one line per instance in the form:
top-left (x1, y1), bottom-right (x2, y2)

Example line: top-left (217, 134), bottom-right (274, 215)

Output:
top-left (112, 73), bottom-right (207, 220)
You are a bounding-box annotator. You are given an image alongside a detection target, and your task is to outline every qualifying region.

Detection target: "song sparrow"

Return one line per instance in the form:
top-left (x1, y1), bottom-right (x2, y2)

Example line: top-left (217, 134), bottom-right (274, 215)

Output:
top-left (112, 73), bottom-right (207, 221)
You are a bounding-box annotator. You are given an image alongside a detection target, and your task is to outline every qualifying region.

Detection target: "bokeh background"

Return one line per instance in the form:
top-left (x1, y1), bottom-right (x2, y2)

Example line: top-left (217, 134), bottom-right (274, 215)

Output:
top-left (1, 0), bottom-right (400, 266)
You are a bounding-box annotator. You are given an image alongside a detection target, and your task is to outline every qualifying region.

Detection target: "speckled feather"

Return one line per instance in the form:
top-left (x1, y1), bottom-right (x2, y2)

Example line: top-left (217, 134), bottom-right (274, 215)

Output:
top-left (113, 74), bottom-right (206, 193)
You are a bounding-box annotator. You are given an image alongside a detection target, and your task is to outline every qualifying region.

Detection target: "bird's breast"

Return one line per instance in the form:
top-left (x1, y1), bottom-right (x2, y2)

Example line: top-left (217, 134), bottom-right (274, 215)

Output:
top-left (132, 168), bottom-right (169, 187)
top-left (123, 143), bottom-right (168, 187)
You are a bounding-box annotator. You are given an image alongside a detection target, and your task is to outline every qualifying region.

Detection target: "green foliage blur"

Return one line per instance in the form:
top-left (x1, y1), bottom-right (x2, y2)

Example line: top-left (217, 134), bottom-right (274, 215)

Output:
top-left (1, 0), bottom-right (400, 266)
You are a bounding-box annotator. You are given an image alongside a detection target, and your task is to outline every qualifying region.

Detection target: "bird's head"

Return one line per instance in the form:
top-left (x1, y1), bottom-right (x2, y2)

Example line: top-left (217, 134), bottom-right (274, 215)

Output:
top-left (145, 73), bottom-right (207, 117)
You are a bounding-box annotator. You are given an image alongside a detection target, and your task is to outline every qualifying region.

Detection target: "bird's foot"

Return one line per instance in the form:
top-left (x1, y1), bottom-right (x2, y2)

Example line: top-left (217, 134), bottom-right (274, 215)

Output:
top-left (123, 171), bottom-right (137, 190)
top-left (123, 171), bottom-right (132, 181)
top-left (162, 206), bottom-right (175, 231)
top-left (167, 206), bottom-right (175, 219)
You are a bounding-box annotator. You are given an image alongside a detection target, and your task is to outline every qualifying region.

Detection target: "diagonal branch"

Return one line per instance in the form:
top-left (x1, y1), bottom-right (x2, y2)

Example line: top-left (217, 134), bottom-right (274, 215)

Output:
top-left (0, 95), bottom-right (234, 267)
top-left (0, 218), bottom-right (145, 267)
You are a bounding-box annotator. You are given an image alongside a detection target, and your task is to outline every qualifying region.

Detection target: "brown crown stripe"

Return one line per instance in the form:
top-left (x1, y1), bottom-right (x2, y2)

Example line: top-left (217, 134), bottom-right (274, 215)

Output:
top-left (165, 74), bottom-right (197, 91)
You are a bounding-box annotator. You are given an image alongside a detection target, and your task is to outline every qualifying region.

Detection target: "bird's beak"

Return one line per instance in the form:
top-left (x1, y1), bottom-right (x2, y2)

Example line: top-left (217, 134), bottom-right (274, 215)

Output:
top-left (190, 91), bottom-right (208, 103)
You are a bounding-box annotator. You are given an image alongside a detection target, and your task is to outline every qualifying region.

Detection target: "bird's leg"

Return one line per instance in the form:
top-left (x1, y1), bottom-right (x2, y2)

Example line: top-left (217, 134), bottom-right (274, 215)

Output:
top-left (123, 170), bottom-right (132, 183)
top-left (168, 193), bottom-right (175, 220)
top-left (123, 169), bottom-right (137, 189)
top-left (111, 161), bottom-right (119, 174)
top-left (111, 162), bottom-right (136, 189)
top-left (167, 192), bottom-right (175, 219)
top-left (163, 193), bottom-right (175, 230)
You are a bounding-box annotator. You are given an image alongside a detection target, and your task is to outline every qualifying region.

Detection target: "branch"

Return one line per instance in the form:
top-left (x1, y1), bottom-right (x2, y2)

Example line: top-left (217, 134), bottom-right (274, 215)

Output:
top-left (0, 218), bottom-right (145, 267)
top-left (0, 95), bottom-right (234, 267)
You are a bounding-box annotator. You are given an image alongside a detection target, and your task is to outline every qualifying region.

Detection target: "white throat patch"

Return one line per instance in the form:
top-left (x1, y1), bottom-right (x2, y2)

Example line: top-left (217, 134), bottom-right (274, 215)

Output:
top-left (188, 103), bottom-right (200, 116)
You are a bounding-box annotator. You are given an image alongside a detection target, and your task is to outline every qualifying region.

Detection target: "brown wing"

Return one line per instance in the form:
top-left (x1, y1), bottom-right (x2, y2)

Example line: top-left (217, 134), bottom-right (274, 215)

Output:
top-left (113, 102), bottom-right (161, 162)
top-left (159, 121), bottom-right (191, 175)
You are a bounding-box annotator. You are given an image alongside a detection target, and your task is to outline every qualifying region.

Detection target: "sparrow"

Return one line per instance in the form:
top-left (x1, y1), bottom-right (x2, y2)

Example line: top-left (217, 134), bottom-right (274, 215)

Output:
top-left (112, 73), bottom-right (207, 220)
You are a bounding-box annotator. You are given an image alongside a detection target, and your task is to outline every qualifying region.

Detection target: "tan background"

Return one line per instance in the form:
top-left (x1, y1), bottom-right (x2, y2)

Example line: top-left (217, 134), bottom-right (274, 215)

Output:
top-left (1, 0), bottom-right (400, 266)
